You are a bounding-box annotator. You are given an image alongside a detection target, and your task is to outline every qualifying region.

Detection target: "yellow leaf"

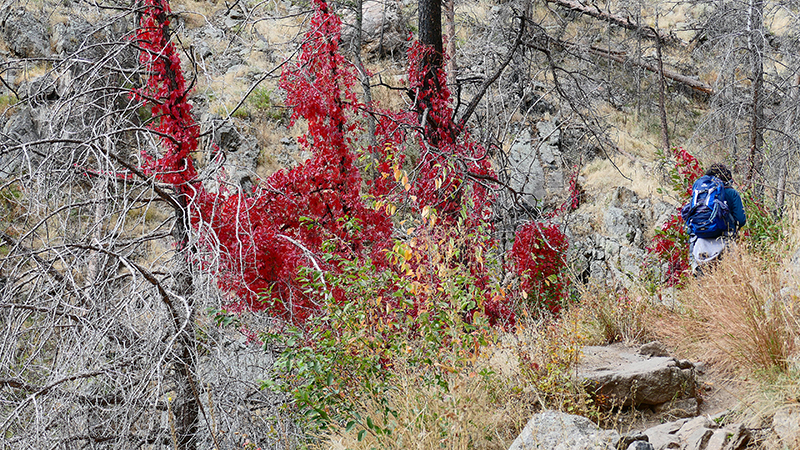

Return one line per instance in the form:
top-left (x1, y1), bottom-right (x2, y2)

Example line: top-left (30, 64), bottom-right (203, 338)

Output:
top-left (434, 363), bottom-right (459, 374)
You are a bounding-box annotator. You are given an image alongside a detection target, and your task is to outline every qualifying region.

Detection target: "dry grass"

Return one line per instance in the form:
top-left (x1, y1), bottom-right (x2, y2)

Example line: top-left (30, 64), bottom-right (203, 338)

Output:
top-left (581, 156), bottom-right (673, 210)
top-left (568, 284), bottom-right (658, 346)
top-left (318, 367), bottom-right (527, 450)
top-left (313, 317), bottom-right (595, 450)
top-left (656, 246), bottom-right (799, 377)
top-left (14, 63), bottom-right (51, 87)
top-left (171, 0), bottom-right (223, 29)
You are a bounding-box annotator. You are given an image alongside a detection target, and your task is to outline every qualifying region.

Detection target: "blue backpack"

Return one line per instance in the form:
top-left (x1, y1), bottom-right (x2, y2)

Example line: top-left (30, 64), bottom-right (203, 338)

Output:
top-left (681, 175), bottom-right (733, 238)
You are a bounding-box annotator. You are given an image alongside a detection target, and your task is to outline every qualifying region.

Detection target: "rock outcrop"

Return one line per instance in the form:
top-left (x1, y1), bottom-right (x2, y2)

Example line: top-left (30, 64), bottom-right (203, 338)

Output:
top-left (567, 187), bottom-right (676, 287)
top-left (340, 0), bottom-right (410, 58)
top-left (508, 410), bottom-right (619, 450)
top-left (508, 342), bottom-right (754, 450)
top-left (503, 119), bottom-right (566, 212)
top-left (508, 411), bottom-right (752, 450)
top-left (643, 416), bottom-right (750, 450)
top-left (579, 342), bottom-right (698, 414)
top-left (2, 9), bottom-right (50, 58)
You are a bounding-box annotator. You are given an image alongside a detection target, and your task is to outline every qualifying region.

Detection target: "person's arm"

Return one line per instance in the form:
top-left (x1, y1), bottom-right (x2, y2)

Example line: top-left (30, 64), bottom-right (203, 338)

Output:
top-left (726, 188), bottom-right (746, 228)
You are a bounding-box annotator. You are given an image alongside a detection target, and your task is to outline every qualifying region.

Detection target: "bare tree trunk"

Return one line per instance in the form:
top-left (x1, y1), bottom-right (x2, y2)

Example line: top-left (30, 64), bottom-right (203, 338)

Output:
top-left (654, 15), bottom-right (670, 151)
top-left (775, 73), bottom-right (799, 213)
top-left (746, 0), bottom-right (764, 187)
top-left (444, 0), bottom-right (457, 88)
top-left (585, 43), bottom-right (714, 95)
top-left (172, 193), bottom-right (199, 450)
top-left (544, 0), bottom-right (681, 46)
top-left (419, 0), bottom-right (444, 61)
top-left (417, 0), bottom-right (445, 143)
top-left (143, 2), bottom-right (201, 446)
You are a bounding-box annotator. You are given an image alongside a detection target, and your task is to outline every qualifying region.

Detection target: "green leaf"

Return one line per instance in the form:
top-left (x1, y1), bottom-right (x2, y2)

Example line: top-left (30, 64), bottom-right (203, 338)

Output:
top-left (357, 430), bottom-right (366, 441)
top-left (345, 420), bottom-right (357, 432)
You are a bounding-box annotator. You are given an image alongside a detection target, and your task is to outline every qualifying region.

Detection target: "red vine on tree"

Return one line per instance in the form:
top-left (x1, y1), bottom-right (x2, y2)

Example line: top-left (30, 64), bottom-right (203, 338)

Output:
top-left (131, 0), bottom-right (575, 328)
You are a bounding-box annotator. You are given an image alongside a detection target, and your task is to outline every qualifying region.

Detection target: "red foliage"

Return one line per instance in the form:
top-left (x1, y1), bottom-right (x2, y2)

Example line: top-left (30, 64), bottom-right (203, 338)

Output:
top-left (131, 0), bottom-right (199, 190)
top-left (368, 42), bottom-right (495, 226)
top-left (197, 0), bottom-right (394, 322)
top-left (131, 0), bottom-right (571, 329)
top-left (646, 213), bottom-right (690, 286)
top-left (131, 0), bottom-right (392, 322)
top-left (666, 146), bottom-right (704, 200)
top-left (549, 166), bottom-right (583, 217)
top-left (509, 221), bottom-right (569, 315)
top-left (643, 146), bottom-right (702, 286)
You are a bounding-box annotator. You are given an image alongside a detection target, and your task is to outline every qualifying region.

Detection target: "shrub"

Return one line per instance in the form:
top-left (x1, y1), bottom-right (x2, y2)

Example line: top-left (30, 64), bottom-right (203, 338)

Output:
top-left (643, 214), bottom-right (691, 287)
top-left (570, 286), bottom-right (655, 345)
top-left (643, 147), bottom-right (704, 287)
top-left (740, 190), bottom-right (787, 256)
top-left (509, 221), bottom-right (570, 316)
top-left (262, 234), bottom-right (503, 442)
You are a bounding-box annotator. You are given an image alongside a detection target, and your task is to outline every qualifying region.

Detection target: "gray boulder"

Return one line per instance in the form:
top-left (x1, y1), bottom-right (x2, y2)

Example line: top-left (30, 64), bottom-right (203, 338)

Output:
top-left (203, 116), bottom-right (260, 190)
top-left (565, 186), bottom-right (682, 288)
top-left (341, 0), bottom-right (410, 58)
top-left (508, 410), bottom-right (619, 450)
top-left (1, 107), bottom-right (40, 178)
top-left (2, 9), bottom-right (50, 58)
top-left (642, 416), bottom-right (750, 450)
top-left (604, 187), bottom-right (644, 246)
top-left (580, 343), bottom-right (696, 409)
top-left (52, 17), bottom-right (92, 56)
top-left (502, 119), bottom-right (567, 213)
top-left (506, 128), bottom-right (546, 208)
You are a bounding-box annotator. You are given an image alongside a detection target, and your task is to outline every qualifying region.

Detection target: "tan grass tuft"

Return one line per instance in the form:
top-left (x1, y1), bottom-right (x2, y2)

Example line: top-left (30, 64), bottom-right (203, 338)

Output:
top-left (569, 284), bottom-right (658, 346)
top-left (657, 246), bottom-right (799, 376)
top-left (316, 359), bottom-right (530, 450)
top-left (314, 317), bottom-right (597, 450)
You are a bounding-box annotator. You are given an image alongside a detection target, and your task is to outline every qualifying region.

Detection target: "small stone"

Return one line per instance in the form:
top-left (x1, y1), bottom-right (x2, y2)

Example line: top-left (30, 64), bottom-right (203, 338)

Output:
top-left (653, 397), bottom-right (699, 419)
top-left (695, 362), bottom-right (707, 375)
top-left (618, 432), bottom-right (649, 448)
top-left (626, 442), bottom-right (655, 450)
top-left (677, 359), bottom-right (694, 370)
top-left (639, 341), bottom-right (669, 358)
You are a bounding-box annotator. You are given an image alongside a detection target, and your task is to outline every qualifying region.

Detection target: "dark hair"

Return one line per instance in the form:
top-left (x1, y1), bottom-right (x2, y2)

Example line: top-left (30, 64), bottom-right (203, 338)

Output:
top-left (705, 163), bottom-right (732, 184)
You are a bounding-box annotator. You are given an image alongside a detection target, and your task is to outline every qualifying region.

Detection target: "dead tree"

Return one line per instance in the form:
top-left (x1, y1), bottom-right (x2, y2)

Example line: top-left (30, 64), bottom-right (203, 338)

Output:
top-left (0, 0), bottom-right (297, 448)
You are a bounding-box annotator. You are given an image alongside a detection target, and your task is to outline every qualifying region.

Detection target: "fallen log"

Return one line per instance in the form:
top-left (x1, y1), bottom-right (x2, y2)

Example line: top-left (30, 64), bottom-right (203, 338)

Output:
top-left (588, 45), bottom-right (714, 95)
top-left (545, 0), bottom-right (684, 47)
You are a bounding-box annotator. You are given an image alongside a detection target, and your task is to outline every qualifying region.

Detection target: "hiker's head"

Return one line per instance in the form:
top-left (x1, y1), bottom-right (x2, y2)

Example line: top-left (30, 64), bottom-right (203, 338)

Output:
top-left (706, 163), bottom-right (733, 185)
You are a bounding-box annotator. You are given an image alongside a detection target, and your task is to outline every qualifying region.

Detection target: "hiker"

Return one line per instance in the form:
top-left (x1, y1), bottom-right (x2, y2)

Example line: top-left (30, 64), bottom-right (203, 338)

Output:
top-left (682, 163), bottom-right (746, 273)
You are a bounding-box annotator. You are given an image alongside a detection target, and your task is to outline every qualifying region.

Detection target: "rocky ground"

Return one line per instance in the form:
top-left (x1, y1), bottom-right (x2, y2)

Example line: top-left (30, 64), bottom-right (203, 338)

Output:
top-left (507, 342), bottom-right (756, 450)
